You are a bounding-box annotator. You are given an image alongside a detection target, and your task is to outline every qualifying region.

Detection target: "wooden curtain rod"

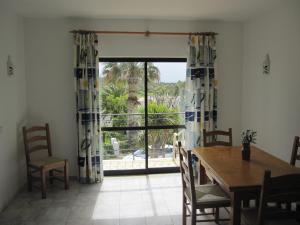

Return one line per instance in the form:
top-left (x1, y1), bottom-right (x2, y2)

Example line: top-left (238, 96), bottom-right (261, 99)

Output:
top-left (70, 30), bottom-right (218, 36)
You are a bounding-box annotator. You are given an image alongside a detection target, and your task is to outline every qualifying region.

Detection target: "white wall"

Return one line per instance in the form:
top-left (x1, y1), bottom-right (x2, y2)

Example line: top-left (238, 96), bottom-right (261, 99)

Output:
top-left (0, 7), bottom-right (27, 211)
top-left (242, 0), bottom-right (300, 162)
top-left (24, 18), bottom-right (243, 176)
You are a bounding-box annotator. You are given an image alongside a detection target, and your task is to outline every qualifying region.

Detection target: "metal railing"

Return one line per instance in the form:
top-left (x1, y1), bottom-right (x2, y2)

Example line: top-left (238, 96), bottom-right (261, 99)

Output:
top-left (101, 112), bottom-right (185, 127)
top-left (103, 146), bottom-right (174, 160)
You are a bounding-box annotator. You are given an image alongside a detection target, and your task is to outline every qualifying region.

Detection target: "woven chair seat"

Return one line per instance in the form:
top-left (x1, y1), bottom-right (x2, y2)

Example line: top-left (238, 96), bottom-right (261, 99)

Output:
top-left (29, 156), bottom-right (65, 168)
top-left (195, 184), bottom-right (231, 207)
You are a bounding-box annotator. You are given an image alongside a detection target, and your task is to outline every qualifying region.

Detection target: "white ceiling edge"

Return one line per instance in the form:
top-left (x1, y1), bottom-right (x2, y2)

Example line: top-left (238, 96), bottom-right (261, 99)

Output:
top-left (1, 0), bottom-right (288, 23)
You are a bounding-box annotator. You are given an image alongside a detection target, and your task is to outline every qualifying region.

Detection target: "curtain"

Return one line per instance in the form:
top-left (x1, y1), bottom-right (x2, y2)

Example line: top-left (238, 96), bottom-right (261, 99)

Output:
top-left (185, 35), bottom-right (218, 149)
top-left (73, 32), bottom-right (103, 183)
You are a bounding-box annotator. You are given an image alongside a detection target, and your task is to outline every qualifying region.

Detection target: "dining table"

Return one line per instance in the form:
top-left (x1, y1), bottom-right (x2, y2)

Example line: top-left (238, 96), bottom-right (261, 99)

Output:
top-left (192, 145), bottom-right (300, 225)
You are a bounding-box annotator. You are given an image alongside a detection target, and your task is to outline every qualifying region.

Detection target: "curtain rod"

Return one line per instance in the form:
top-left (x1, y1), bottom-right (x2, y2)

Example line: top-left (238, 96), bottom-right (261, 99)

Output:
top-left (70, 30), bottom-right (218, 36)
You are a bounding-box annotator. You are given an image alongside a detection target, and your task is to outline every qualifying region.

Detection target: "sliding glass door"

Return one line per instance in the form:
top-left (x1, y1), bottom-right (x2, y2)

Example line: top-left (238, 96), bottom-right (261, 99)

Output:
top-left (99, 58), bottom-right (186, 175)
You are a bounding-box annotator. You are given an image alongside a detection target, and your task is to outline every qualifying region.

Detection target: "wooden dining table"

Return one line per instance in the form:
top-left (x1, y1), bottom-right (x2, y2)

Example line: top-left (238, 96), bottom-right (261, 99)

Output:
top-left (192, 146), bottom-right (300, 225)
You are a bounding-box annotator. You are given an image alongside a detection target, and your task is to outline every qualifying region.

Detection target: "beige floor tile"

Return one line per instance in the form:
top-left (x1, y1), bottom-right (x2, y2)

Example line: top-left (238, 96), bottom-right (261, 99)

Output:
top-left (93, 219), bottom-right (120, 225)
top-left (37, 206), bottom-right (70, 221)
top-left (146, 216), bottom-right (173, 225)
top-left (37, 219), bottom-right (66, 225)
top-left (2, 174), bottom-right (184, 225)
top-left (14, 221), bottom-right (38, 225)
top-left (18, 207), bottom-right (46, 221)
top-left (119, 217), bottom-right (146, 225)
top-left (68, 205), bottom-right (95, 220)
top-left (0, 208), bottom-right (21, 222)
top-left (66, 218), bottom-right (93, 225)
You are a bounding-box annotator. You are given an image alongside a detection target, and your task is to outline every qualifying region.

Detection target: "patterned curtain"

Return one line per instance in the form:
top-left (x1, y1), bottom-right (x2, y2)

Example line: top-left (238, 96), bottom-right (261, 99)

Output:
top-left (73, 32), bottom-right (103, 183)
top-left (185, 35), bottom-right (218, 149)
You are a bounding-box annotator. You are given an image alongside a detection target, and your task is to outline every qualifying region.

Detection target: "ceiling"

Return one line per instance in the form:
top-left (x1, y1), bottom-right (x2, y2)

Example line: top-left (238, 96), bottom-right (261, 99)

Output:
top-left (2, 0), bottom-right (284, 21)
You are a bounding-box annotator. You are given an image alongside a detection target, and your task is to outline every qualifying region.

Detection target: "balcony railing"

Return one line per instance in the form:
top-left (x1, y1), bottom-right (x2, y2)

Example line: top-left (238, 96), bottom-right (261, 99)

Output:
top-left (101, 112), bottom-right (185, 127)
top-left (101, 112), bottom-right (184, 170)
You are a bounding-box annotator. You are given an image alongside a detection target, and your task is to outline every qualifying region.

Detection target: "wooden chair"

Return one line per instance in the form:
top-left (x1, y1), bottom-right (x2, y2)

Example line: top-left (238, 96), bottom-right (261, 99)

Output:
top-left (203, 128), bottom-right (232, 147)
top-left (23, 123), bottom-right (69, 199)
top-left (200, 128), bottom-right (233, 184)
top-left (173, 130), bottom-right (185, 163)
top-left (288, 136), bottom-right (300, 211)
top-left (290, 136), bottom-right (300, 166)
top-left (178, 143), bottom-right (230, 225)
top-left (242, 170), bottom-right (300, 225)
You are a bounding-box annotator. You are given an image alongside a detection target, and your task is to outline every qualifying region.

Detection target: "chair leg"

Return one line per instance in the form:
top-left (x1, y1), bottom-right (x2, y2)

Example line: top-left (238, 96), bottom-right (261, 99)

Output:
top-left (286, 203), bottom-right (292, 211)
top-left (49, 170), bottom-right (53, 184)
top-left (243, 199), bottom-right (250, 208)
top-left (276, 202), bottom-right (282, 209)
top-left (41, 169), bottom-right (47, 199)
top-left (191, 206), bottom-right (196, 225)
top-left (296, 203), bottom-right (300, 223)
top-left (296, 203), bottom-right (300, 212)
top-left (255, 197), bottom-right (260, 207)
top-left (182, 195), bottom-right (187, 225)
top-left (27, 167), bottom-right (32, 192)
top-left (64, 160), bottom-right (69, 190)
top-left (215, 207), bottom-right (220, 224)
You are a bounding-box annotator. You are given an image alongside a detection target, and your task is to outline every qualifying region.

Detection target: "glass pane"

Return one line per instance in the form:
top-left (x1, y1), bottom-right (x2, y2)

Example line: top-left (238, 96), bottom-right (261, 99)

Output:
top-left (102, 130), bottom-right (145, 170)
top-left (148, 128), bottom-right (183, 168)
top-left (147, 62), bottom-right (186, 126)
top-left (99, 60), bottom-right (185, 172)
top-left (99, 62), bottom-right (145, 128)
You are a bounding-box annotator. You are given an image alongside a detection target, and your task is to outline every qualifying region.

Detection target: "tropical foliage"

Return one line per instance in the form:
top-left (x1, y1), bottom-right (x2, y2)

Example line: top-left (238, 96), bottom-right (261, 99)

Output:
top-left (100, 62), bottom-right (185, 159)
top-left (102, 62), bottom-right (160, 149)
top-left (101, 83), bottom-right (128, 127)
top-left (149, 81), bottom-right (185, 108)
top-left (138, 102), bottom-right (180, 157)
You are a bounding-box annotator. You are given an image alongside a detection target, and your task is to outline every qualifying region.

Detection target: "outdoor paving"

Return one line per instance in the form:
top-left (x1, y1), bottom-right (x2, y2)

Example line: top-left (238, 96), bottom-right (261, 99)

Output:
top-left (103, 158), bottom-right (179, 170)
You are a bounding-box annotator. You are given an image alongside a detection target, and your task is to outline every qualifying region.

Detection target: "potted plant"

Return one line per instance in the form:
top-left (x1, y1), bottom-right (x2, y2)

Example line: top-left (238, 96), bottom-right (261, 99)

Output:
top-left (241, 130), bottom-right (257, 161)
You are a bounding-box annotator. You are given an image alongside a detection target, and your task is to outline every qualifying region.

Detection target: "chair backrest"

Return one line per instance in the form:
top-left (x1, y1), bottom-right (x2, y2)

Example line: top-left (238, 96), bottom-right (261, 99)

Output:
top-left (178, 142), bottom-right (196, 205)
top-left (174, 130), bottom-right (185, 146)
top-left (22, 123), bottom-right (52, 163)
top-left (173, 130), bottom-right (185, 158)
top-left (257, 170), bottom-right (300, 225)
top-left (203, 128), bottom-right (232, 147)
top-left (290, 136), bottom-right (300, 166)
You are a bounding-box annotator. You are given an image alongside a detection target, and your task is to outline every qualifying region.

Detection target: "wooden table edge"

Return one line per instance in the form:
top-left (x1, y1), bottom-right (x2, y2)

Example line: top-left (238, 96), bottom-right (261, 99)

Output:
top-left (192, 147), bottom-right (264, 193)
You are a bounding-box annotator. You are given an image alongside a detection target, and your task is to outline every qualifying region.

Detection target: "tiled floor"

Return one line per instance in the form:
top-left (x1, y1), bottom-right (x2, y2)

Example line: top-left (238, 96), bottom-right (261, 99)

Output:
top-left (0, 173), bottom-right (228, 225)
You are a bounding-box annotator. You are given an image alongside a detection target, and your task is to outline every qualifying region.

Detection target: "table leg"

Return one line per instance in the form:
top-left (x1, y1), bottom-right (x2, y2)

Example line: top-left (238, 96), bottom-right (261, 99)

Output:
top-left (230, 192), bottom-right (242, 225)
top-left (198, 161), bottom-right (207, 185)
top-left (296, 203), bottom-right (300, 223)
top-left (243, 198), bottom-right (250, 208)
top-left (198, 160), bottom-right (207, 213)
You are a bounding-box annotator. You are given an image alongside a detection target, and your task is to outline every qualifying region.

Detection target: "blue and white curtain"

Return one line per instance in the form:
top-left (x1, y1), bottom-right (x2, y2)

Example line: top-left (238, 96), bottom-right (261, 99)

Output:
top-left (74, 32), bottom-right (103, 183)
top-left (185, 35), bottom-right (218, 149)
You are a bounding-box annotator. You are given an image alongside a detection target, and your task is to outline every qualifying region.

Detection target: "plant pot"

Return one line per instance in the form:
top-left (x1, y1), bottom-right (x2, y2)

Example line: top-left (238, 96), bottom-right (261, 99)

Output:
top-left (242, 143), bottom-right (251, 161)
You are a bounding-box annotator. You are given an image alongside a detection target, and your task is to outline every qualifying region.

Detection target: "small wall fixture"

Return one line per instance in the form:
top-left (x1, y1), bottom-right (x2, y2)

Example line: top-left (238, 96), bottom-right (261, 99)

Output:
top-left (7, 55), bottom-right (14, 76)
top-left (263, 54), bottom-right (270, 75)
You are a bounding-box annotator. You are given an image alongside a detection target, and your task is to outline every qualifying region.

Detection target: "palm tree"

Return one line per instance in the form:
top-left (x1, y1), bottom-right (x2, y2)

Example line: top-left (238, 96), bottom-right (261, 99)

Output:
top-left (102, 62), bottom-right (122, 85)
top-left (138, 102), bottom-right (179, 157)
top-left (102, 62), bottom-right (160, 149)
top-left (101, 83), bottom-right (128, 127)
top-left (147, 63), bottom-right (160, 84)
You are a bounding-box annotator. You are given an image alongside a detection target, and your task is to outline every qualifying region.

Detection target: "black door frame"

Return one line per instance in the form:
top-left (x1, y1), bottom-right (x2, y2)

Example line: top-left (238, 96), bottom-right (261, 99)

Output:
top-left (99, 57), bottom-right (186, 175)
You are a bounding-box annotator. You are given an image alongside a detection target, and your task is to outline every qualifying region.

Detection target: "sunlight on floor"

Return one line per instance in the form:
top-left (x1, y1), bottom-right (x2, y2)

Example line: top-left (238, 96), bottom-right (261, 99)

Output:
top-left (0, 173), bottom-right (228, 225)
top-left (92, 174), bottom-right (181, 221)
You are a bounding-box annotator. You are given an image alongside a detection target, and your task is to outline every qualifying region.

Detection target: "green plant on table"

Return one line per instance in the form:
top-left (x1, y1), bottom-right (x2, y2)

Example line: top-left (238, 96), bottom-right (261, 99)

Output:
top-left (241, 130), bottom-right (257, 144)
